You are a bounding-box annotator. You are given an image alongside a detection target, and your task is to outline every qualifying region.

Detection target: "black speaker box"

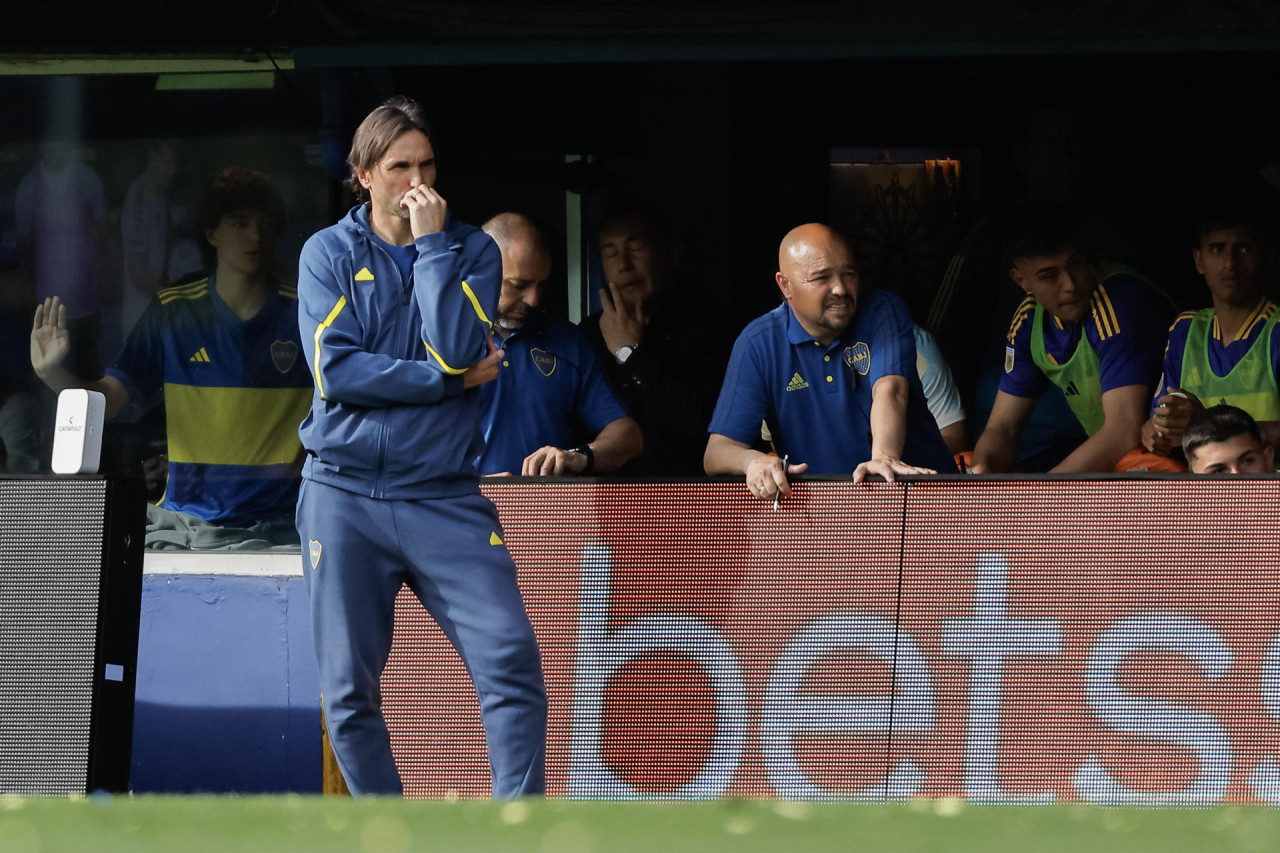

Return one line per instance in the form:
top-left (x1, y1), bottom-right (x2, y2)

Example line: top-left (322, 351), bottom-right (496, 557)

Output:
top-left (0, 476), bottom-right (146, 795)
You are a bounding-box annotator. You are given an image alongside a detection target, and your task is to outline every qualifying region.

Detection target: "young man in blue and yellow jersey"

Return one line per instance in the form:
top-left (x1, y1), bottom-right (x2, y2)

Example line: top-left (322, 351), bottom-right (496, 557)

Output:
top-left (294, 97), bottom-right (546, 798)
top-left (704, 223), bottom-right (954, 503)
top-left (30, 167), bottom-right (311, 532)
top-left (970, 200), bottom-right (1174, 473)
top-left (475, 212), bottom-right (641, 476)
top-left (1142, 209), bottom-right (1280, 467)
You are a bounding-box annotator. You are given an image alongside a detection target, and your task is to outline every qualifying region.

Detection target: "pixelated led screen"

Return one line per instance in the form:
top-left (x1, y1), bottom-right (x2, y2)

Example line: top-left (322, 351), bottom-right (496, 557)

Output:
top-left (0, 479), bottom-right (106, 795)
top-left (382, 479), bottom-right (1280, 804)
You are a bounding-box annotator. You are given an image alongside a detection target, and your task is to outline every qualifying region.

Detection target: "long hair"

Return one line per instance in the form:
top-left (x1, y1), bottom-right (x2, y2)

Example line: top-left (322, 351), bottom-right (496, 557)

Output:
top-left (346, 96), bottom-right (432, 203)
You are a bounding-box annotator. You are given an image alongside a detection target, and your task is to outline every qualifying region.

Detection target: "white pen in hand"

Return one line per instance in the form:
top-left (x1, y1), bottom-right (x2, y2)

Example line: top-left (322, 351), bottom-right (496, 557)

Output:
top-left (773, 454), bottom-right (789, 511)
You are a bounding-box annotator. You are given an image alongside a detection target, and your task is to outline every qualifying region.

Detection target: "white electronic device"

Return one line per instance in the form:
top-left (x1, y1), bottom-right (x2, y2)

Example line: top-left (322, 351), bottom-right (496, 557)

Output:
top-left (51, 389), bottom-right (106, 475)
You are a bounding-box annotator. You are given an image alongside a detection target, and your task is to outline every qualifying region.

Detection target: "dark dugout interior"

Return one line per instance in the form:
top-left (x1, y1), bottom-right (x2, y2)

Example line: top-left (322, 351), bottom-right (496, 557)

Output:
top-left (5, 49), bottom-right (1274, 328)
top-left (2, 1), bottom-right (1279, 462)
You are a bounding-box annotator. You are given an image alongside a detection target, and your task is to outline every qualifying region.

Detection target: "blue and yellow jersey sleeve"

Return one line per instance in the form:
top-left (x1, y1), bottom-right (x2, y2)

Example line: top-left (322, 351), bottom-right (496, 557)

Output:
top-left (1086, 277), bottom-right (1166, 396)
top-left (997, 295), bottom-right (1050, 399)
top-left (107, 277), bottom-right (214, 407)
top-left (1150, 310), bottom-right (1196, 415)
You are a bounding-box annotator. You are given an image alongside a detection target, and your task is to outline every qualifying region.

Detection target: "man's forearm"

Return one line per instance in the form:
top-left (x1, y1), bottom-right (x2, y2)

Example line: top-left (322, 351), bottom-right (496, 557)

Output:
top-left (1049, 423), bottom-right (1140, 473)
top-left (704, 434), bottom-right (763, 476)
top-left (34, 366), bottom-right (129, 419)
top-left (939, 420), bottom-right (968, 455)
top-left (589, 417), bottom-right (643, 473)
top-left (299, 251), bottom-right (465, 408)
top-left (868, 376), bottom-right (910, 462)
top-left (970, 426), bottom-right (1018, 473)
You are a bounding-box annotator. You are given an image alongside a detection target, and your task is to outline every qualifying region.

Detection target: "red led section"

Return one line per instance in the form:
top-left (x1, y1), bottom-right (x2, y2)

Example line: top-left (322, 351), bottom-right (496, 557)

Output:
top-left (382, 479), bottom-right (1280, 803)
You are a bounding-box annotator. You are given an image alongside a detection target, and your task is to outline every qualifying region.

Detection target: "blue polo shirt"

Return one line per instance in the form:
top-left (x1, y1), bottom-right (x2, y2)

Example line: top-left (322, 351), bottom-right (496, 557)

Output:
top-left (708, 290), bottom-right (954, 474)
top-left (476, 313), bottom-right (629, 475)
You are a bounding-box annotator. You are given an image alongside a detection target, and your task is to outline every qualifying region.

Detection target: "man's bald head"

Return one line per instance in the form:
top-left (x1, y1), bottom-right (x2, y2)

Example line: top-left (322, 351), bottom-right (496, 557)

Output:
top-left (482, 212), bottom-right (553, 331)
top-left (778, 223), bottom-right (848, 274)
top-left (482, 212), bottom-right (552, 257)
top-left (775, 223), bottom-right (859, 345)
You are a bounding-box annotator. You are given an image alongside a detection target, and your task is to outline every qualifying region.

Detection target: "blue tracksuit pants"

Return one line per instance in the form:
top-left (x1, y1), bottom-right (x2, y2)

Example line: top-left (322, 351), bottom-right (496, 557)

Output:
top-left (297, 478), bottom-right (547, 797)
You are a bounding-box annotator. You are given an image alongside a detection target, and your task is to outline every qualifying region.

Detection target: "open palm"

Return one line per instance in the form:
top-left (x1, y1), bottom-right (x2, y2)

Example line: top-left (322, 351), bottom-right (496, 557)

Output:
top-left (30, 297), bottom-right (70, 374)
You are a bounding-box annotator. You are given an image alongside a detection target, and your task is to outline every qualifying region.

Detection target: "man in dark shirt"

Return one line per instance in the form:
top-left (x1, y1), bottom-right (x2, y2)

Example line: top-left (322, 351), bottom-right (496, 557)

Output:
top-left (578, 200), bottom-right (736, 476)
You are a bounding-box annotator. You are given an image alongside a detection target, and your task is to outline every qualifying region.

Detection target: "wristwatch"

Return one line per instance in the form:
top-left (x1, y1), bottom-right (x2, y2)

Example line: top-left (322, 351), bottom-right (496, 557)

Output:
top-left (614, 344), bottom-right (637, 364)
top-left (569, 444), bottom-right (595, 474)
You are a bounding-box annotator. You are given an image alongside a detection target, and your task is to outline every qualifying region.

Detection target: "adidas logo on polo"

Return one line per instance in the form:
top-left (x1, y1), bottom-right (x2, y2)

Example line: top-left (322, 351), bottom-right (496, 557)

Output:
top-left (1064, 380), bottom-right (1079, 396)
top-left (189, 347), bottom-right (211, 363)
top-left (786, 372), bottom-right (809, 392)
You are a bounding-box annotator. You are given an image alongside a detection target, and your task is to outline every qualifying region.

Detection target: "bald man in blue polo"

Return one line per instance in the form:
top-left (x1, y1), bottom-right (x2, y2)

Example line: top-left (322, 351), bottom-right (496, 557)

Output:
top-left (475, 213), bottom-right (641, 476)
top-left (704, 223), bottom-right (954, 501)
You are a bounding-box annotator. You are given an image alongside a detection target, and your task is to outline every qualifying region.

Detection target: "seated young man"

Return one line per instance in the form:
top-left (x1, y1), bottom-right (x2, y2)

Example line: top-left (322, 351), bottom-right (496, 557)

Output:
top-left (1182, 404), bottom-right (1275, 474)
top-left (30, 167), bottom-right (312, 537)
top-left (970, 200), bottom-right (1175, 473)
top-left (1142, 204), bottom-right (1280, 468)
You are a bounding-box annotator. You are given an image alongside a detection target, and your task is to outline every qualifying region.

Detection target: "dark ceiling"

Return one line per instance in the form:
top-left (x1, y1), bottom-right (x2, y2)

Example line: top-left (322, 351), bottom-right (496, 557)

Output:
top-left (3, 0), bottom-right (1280, 60)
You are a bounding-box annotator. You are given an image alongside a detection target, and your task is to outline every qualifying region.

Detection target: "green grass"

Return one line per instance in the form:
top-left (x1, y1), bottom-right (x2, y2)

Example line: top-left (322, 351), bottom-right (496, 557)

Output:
top-left (0, 795), bottom-right (1277, 853)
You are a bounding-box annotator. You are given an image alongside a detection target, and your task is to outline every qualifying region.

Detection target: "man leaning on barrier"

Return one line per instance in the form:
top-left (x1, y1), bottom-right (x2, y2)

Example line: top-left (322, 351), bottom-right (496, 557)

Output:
top-left (704, 223), bottom-right (955, 501)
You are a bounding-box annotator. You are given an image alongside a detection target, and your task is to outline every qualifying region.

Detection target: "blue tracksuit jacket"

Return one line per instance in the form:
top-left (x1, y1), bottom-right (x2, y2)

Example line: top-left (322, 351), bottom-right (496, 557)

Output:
top-left (296, 205), bottom-right (501, 498)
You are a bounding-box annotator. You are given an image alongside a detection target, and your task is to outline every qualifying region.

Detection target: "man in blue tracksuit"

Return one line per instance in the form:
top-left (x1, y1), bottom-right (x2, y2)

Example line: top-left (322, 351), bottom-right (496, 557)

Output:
top-left (294, 96), bottom-right (546, 797)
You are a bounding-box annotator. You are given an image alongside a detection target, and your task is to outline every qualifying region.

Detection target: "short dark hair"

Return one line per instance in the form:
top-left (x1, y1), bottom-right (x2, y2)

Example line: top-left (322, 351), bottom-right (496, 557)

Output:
top-left (1001, 199), bottom-right (1081, 264)
top-left (347, 96), bottom-right (432, 203)
top-left (195, 167), bottom-right (286, 270)
top-left (1192, 188), bottom-right (1272, 247)
top-left (1182, 403), bottom-right (1262, 461)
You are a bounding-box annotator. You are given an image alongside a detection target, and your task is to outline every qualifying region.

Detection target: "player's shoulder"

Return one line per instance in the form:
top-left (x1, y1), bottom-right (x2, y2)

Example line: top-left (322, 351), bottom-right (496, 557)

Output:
top-left (863, 286), bottom-right (906, 311)
top-left (448, 219), bottom-right (499, 259)
top-left (855, 287), bottom-right (914, 335)
top-left (1092, 268), bottom-right (1170, 321)
top-left (1005, 294), bottom-right (1038, 345)
top-left (736, 304), bottom-right (789, 345)
top-left (1093, 270), bottom-right (1146, 300)
top-left (157, 273), bottom-right (212, 306)
top-left (303, 213), bottom-right (363, 256)
top-left (524, 315), bottom-right (590, 350)
top-left (1167, 309), bottom-right (1200, 334)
